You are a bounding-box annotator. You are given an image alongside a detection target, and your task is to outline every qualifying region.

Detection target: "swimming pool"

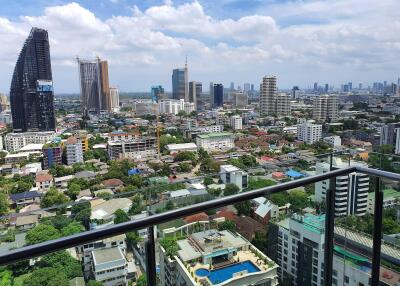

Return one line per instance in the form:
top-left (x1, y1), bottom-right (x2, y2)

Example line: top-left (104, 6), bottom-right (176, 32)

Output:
top-left (208, 261), bottom-right (260, 284)
top-left (195, 268), bottom-right (210, 277)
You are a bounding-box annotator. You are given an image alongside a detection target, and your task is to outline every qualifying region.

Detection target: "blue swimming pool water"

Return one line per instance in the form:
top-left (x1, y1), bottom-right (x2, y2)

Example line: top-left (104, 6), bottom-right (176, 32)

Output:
top-left (208, 261), bottom-right (260, 284)
top-left (196, 268), bottom-right (210, 277)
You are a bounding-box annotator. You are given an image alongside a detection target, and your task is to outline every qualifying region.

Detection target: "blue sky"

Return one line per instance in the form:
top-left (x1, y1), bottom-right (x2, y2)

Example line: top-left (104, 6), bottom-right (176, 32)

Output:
top-left (0, 0), bottom-right (399, 93)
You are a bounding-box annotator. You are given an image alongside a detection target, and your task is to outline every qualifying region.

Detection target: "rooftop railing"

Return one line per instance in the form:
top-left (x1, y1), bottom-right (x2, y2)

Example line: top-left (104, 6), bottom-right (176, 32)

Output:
top-left (1, 162), bottom-right (400, 286)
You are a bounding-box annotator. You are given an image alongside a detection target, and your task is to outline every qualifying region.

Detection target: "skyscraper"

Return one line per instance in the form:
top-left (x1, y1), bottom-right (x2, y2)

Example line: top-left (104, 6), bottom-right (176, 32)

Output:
top-left (189, 81), bottom-right (202, 110)
top-left (172, 61), bottom-right (188, 101)
top-left (77, 57), bottom-right (110, 115)
top-left (260, 76), bottom-right (277, 116)
top-left (275, 93), bottom-right (291, 117)
top-left (243, 83), bottom-right (251, 92)
top-left (313, 94), bottom-right (339, 122)
top-left (211, 83), bottom-right (223, 108)
top-left (10, 27), bottom-right (55, 132)
top-left (109, 87), bottom-right (120, 113)
top-left (313, 82), bottom-right (318, 92)
top-left (151, 85), bottom-right (165, 102)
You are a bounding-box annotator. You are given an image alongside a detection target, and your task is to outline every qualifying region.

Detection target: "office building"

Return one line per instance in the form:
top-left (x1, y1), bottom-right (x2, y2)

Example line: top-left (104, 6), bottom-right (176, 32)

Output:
top-left (159, 228), bottom-right (278, 286)
top-left (66, 136), bottom-right (83, 165)
top-left (260, 76), bottom-right (277, 116)
top-left (229, 82), bottom-right (235, 91)
top-left (315, 158), bottom-right (369, 216)
top-left (313, 82), bottom-right (318, 91)
top-left (210, 83), bottom-right (223, 108)
top-left (10, 28), bottom-right (55, 132)
top-left (229, 115), bottom-right (243, 130)
top-left (5, 131), bottom-right (56, 152)
top-left (275, 93), bottom-right (291, 117)
top-left (172, 62), bottom-right (188, 101)
top-left (196, 132), bottom-right (234, 151)
top-left (291, 86), bottom-right (300, 99)
top-left (151, 85), bottom-right (165, 102)
top-left (313, 95), bottom-right (339, 122)
top-left (229, 91), bottom-right (248, 108)
top-left (42, 143), bottom-right (62, 169)
top-left (109, 87), bottom-right (119, 113)
top-left (108, 137), bottom-right (157, 160)
top-left (189, 81), bottom-right (201, 110)
top-left (220, 164), bottom-right (248, 190)
top-left (297, 121), bottom-right (322, 144)
top-left (78, 57), bottom-right (110, 115)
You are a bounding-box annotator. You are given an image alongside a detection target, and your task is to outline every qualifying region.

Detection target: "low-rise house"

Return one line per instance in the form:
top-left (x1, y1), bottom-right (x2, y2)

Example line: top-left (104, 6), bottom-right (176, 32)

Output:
top-left (15, 214), bottom-right (39, 231)
top-left (54, 175), bottom-right (75, 189)
top-left (91, 198), bottom-right (132, 224)
top-left (91, 247), bottom-right (128, 286)
top-left (220, 164), bottom-right (248, 190)
top-left (9, 191), bottom-right (42, 207)
top-left (35, 173), bottom-right (54, 192)
top-left (101, 179), bottom-right (124, 191)
top-left (252, 197), bottom-right (279, 225)
top-left (75, 170), bottom-right (96, 180)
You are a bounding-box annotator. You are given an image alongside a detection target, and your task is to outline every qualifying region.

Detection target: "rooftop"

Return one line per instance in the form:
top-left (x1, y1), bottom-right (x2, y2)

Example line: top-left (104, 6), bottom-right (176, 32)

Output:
top-left (92, 247), bottom-right (125, 265)
top-left (197, 132), bottom-right (233, 139)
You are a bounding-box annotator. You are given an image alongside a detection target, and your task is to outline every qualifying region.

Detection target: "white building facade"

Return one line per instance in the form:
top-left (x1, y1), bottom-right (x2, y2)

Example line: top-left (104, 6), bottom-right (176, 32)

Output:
top-left (297, 122), bottom-right (322, 144)
top-left (5, 131), bottom-right (56, 152)
top-left (196, 132), bottom-right (234, 151)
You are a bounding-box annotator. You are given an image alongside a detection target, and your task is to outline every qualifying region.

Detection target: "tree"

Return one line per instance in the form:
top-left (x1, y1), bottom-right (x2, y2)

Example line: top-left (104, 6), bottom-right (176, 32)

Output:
top-left (61, 221), bottom-right (85, 236)
top-left (247, 178), bottom-right (276, 191)
top-left (126, 231), bottom-right (141, 249)
top-left (136, 275), bottom-right (147, 286)
top-left (114, 209), bottom-right (130, 224)
top-left (288, 190), bottom-right (310, 211)
top-left (252, 230), bottom-right (268, 253)
top-left (23, 267), bottom-right (68, 286)
top-left (203, 177), bottom-right (214, 186)
top-left (218, 220), bottom-right (236, 232)
top-left (40, 188), bottom-right (69, 208)
top-left (165, 200), bottom-right (174, 210)
top-left (0, 269), bottom-right (13, 286)
top-left (234, 201), bottom-right (252, 216)
top-left (37, 251), bottom-right (83, 279)
top-left (26, 224), bottom-right (60, 245)
top-left (0, 193), bottom-right (9, 215)
top-left (224, 184), bottom-right (240, 196)
top-left (42, 215), bottom-right (72, 230)
top-left (269, 192), bottom-right (289, 206)
top-left (11, 181), bottom-right (32, 194)
top-left (66, 183), bottom-right (81, 200)
top-left (178, 162), bottom-right (192, 173)
top-left (129, 195), bottom-right (144, 215)
top-left (87, 281), bottom-right (103, 286)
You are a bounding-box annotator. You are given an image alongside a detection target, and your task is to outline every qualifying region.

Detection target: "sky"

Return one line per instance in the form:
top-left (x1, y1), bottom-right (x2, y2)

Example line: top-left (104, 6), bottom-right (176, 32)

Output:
top-left (0, 0), bottom-right (399, 93)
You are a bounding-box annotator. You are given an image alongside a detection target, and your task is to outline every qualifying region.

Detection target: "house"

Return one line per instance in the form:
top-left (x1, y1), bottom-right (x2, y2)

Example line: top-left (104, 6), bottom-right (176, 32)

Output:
top-left (184, 212), bottom-right (209, 224)
top-left (35, 173), bottom-right (54, 192)
top-left (75, 170), bottom-right (96, 180)
top-left (220, 164), bottom-right (248, 190)
top-left (15, 214), bottom-right (39, 231)
top-left (252, 197), bottom-right (279, 225)
top-left (91, 198), bottom-right (132, 223)
top-left (54, 175), bottom-right (75, 189)
top-left (101, 179), bottom-right (124, 191)
top-left (9, 191), bottom-right (42, 207)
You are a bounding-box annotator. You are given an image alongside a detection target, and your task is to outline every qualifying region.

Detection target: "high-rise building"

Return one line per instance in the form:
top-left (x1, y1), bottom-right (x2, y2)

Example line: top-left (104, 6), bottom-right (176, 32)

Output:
top-left (348, 82), bottom-right (353, 91)
top-left (358, 82), bottom-right (363, 90)
top-left (229, 115), bottom-right (243, 130)
top-left (151, 85), bottom-right (165, 102)
top-left (210, 83), bottom-right (223, 108)
top-left (297, 121), bottom-right (322, 144)
top-left (188, 81), bottom-right (202, 110)
top-left (0, 94), bottom-right (9, 112)
top-left (275, 93), bottom-right (291, 117)
top-left (229, 91), bottom-right (248, 108)
top-left (229, 82), bottom-right (235, 91)
top-left (42, 143), bottom-right (62, 169)
top-left (66, 136), bottom-right (83, 166)
top-left (324, 83), bottom-right (329, 93)
top-left (172, 61), bottom-right (188, 101)
top-left (10, 28), bottom-right (55, 132)
top-left (313, 95), bottom-right (339, 122)
top-left (380, 122), bottom-right (400, 154)
top-left (260, 76), bottom-right (277, 116)
top-left (109, 87), bottom-right (119, 113)
top-left (77, 57), bottom-right (110, 115)
top-left (243, 83), bottom-right (251, 92)
top-left (315, 158), bottom-right (369, 216)
top-left (313, 82), bottom-right (318, 92)
top-left (291, 86), bottom-right (300, 99)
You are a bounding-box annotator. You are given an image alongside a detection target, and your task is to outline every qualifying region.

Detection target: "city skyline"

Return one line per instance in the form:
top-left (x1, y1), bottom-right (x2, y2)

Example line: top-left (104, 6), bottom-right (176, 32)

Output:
top-left (0, 0), bottom-right (400, 93)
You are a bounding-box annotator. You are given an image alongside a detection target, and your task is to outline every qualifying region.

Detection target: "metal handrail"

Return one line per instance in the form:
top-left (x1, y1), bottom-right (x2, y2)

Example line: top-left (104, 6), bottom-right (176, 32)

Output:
top-left (0, 165), bottom-right (399, 286)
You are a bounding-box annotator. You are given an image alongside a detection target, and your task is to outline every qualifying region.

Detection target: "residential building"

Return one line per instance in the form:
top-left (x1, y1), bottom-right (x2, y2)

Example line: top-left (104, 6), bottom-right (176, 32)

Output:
top-left (66, 136), bottom-right (84, 165)
top-left (184, 125), bottom-right (224, 139)
top-left (75, 130), bottom-right (89, 152)
top-left (133, 101), bottom-right (158, 116)
top-left (166, 143), bottom-right (197, 154)
top-left (189, 81), bottom-right (201, 110)
top-left (172, 63), bottom-right (188, 101)
top-left (229, 91), bottom-right (248, 108)
top-left (35, 173), bottom-right (54, 191)
top-left (323, 135), bottom-right (342, 147)
top-left (109, 87), bottom-right (119, 113)
top-left (4, 131), bottom-right (56, 152)
top-left (315, 158), bottom-right (369, 216)
top-left (367, 189), bottom-right (400, 214)
top-left (77, 57), bottom-right (110, 115)
top-left (151, 85), bottom-right (165, 102)
top-left (229, 115), bottom-right (243, 130)
top-left (0, 94), bottom-right (9, 111)
top-left (91, 247), bottom-right (127, 286)
top-left (220, 164), bottom-right (248, 190)
top-left (275, 93), bottom-right (291, 117)
top-left (10, 191), bottom-right (42, 207)
top-left (260, 76), bottom-right (277, 116)
top-left (159, 99), bottom-right (195, 115)
top-left (196, 132), bottom-right (234, 151)
top-left (210, 83), bottom-right (223, 108)
top-left (10, 28), bottom-right (55, 132)
top-left (297, 121), bottom-right (322, 144)
top-left (380, 123), bottom-right (400, 154)
top-left (159, 228), bottom-right (278, 286)
top-left (42, 143), bottom-right (62, 169)
top-left (108, 130), bottom-right (140, 142)
top-left (313, 95), bottom-right (339, 122)
top-left (108, 137), bottom-right (157, 160)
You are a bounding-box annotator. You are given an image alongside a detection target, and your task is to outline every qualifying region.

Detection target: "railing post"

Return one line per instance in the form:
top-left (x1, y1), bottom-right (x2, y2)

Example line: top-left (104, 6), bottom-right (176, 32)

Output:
top-left (324, 187), bottom-right (335, 286)
top-left (371, 177), bottom-right (383, 286)
top-left (145, 226), bottom-right (157, 286)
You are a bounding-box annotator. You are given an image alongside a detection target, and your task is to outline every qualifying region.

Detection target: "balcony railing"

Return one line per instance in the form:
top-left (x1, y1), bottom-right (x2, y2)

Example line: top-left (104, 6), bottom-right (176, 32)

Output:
top-left (0, 163), bottom-right (399, 286)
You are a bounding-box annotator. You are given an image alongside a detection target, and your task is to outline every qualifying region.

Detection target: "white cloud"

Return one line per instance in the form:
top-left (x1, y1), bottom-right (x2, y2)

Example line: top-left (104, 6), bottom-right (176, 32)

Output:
top-left (0, 0), bottom-right (399, 92)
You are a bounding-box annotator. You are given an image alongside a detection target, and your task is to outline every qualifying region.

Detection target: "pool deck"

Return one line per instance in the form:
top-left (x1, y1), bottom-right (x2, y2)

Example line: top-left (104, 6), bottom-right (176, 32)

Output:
top-left (186, 249), bottom-right (272, 285)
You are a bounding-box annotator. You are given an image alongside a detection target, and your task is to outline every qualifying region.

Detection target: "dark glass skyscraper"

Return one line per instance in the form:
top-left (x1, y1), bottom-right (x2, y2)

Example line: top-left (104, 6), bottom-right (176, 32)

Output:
top-left (213, 83), bottom-right (224, 107)
top-left (172, 61), bottom-right (188, 101)
top-left (10, 27), bottom-right (55, 132)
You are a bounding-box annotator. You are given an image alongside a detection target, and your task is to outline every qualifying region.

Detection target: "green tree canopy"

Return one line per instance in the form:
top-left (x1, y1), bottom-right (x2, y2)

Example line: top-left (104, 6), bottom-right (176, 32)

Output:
top-left (114, 209), bottom-right (130, 224)
top-left (23, 267), bottom-right (68, 286)
top-left (40, 188), bottom-right (69, 208)
top-left (0, 193), bottom-right (9, 215)
top-left (26, 224), bottom-right (60, 245)
top-left (224, 183), bottom-right (240, 196)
